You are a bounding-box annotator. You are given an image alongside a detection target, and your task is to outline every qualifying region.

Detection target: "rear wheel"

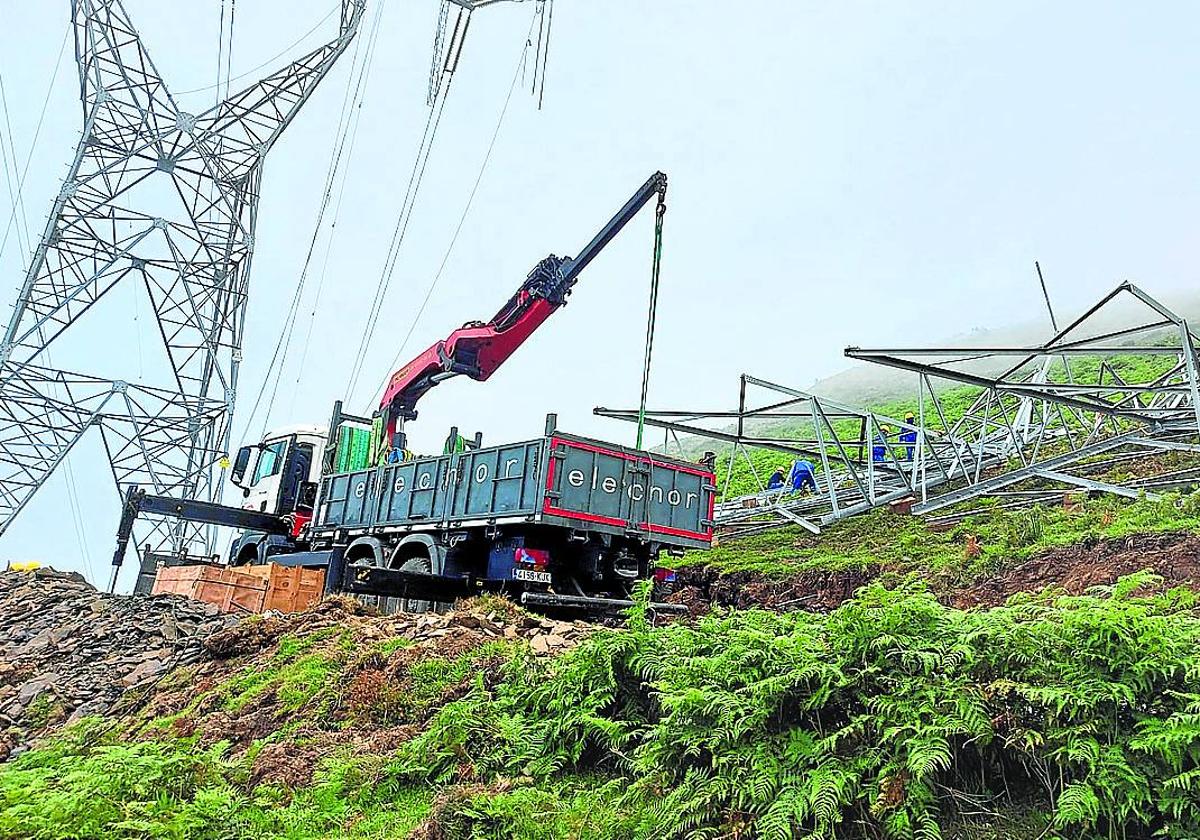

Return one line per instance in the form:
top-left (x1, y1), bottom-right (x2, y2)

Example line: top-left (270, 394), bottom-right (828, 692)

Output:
top-left (398, 556), bottom-right (433, 614)
top-left (346, 543), bottom-right (387, 612)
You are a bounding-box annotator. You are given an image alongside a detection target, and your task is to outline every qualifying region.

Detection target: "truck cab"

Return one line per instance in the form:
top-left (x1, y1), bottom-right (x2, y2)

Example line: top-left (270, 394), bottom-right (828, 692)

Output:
top-left (225, 425), bottom-right (326, 566)
top-left (231, 424), bottom-right (326, 515)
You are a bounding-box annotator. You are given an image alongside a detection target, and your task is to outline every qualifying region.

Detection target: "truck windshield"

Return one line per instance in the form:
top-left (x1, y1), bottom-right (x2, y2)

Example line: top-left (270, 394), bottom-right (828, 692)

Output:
top-left (252, 440), bottom-right (287, 484)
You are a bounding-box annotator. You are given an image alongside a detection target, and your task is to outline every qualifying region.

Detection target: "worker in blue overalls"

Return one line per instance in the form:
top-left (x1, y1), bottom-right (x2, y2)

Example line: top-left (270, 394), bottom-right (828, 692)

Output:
top-left (767, 467), bottom-right (786, 491)
top-left (872, 427), bottom-right (890, 463)
top-left (899, 413), bottom-right (918, 461)
top-left (789, 458), bottom-right (817, 493)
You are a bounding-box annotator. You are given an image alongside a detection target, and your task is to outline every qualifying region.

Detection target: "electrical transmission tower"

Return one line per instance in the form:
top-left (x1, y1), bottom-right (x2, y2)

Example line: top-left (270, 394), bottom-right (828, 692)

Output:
top-left (0, 0), bottom-right (364, 573)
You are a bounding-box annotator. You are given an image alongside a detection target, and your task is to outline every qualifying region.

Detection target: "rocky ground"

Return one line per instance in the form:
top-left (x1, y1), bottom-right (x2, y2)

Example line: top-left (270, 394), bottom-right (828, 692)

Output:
top-left (0, 570), bottom-right (593, 780)
top-left (0, 568), bottom-right (236, 759)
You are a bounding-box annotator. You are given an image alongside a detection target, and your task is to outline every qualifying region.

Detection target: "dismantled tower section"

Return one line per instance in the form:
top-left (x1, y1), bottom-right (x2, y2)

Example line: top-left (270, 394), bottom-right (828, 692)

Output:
top-left (599, 282), bottom-right (1200, 536)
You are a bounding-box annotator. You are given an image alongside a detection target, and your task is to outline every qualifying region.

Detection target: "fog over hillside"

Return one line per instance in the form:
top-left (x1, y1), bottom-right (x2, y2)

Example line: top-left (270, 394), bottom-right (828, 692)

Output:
top-left (806, 287), bottom-right (1200, 407)
top-left (650, 286), bottom-right (1200, 459)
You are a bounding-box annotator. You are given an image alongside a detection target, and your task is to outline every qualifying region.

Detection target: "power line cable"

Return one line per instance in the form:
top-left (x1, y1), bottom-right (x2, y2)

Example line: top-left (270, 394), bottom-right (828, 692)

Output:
top-left (215, 0), bottom-right (227, 105)
top-left (242, 0), bottom-right (385, 439)
top-left (344, 72), bottom-right (457, 403)
top-left (536, 0), bottom-right (553, 109)
top-left (0, 26), bottom-right (72, 270)
top-left (341, 6), bottom-right (489, 405)
top-left (225, 0), bottom-right (238, 100)
top-left (0, 35), bottom-right (94, 583)
top-left (373, 11), bottom-right (538, 406)
top-left (175, 3), bottom-right (339, 96)
top-left (0, 74), bottom-right (34, 256)
top-left (287, 18), bottom-right (385, 416)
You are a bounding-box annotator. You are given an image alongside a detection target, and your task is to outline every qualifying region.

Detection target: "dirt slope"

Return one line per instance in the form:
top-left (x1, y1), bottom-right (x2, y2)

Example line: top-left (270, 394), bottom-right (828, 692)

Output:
top-left (671, 530), bottom-right (1200, 613)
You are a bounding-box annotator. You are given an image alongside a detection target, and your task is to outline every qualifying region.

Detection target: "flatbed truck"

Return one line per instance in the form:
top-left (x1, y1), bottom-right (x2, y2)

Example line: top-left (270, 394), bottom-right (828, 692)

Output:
top-left (115, 172), bottom-right (716, 613)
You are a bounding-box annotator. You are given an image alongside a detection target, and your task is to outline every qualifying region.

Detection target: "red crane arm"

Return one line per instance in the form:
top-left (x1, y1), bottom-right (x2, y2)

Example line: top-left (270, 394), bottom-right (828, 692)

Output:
top-left (378, 279), bottom-right (559, 432)
top-left (377, 172), bottom-right (668, 445)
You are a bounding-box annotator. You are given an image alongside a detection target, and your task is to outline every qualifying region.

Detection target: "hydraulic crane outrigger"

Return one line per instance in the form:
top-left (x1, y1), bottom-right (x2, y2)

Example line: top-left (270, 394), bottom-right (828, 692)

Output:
top-left (377, 171), bottom-right (668, 449)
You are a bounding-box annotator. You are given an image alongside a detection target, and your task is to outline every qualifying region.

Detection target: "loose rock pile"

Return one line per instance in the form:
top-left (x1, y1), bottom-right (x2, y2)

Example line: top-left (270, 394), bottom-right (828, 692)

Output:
top-left (0, 570), bottom-right (596, 763)
top-left (200, 594), bottom-right (591, 662)
top-left (0, 568), bottom-right (235, 758)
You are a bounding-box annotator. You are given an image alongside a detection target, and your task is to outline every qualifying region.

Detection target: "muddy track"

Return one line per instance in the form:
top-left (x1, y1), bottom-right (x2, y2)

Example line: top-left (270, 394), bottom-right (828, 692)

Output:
top-left (670, 530), bottom-right (1200, 613)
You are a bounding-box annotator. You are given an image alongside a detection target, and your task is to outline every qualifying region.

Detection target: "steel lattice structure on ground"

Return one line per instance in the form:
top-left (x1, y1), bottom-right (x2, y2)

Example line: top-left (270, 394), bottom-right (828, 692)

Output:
top-left (596, 282), bottom-right (1200, 537)
top-left (0, 0), bottom-right (364, 570)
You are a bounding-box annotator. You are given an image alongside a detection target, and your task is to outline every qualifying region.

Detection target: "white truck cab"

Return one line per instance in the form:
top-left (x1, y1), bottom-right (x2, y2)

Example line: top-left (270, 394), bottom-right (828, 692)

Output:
top-left (230, 424), bottom-right (327, 515)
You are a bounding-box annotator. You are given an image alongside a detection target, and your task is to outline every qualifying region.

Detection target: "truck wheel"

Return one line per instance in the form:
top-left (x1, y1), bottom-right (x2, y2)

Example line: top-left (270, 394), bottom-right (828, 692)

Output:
top-left (399, 557), bottom-right (433, 614)
top-left (346, 543), bottom-right (386, 613)
top-left (233, 545), bottom-right (259, 567)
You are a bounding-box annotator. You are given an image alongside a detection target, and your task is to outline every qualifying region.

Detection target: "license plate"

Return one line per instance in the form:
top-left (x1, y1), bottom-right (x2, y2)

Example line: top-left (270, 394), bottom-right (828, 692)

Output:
top-left (513, 568), bottom-right (551, 583)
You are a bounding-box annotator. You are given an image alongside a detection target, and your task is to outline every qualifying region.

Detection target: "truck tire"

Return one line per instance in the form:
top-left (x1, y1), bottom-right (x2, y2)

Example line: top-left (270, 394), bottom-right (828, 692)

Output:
top-left (233, 544), bottom-right (259, 567)
top-left (345, 539), bottom-right (388, 613)
top-left (399, 556), bottom-right (433, 614)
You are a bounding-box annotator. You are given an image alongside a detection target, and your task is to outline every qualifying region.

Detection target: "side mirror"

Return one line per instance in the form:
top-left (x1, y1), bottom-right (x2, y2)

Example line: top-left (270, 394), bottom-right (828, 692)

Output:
top-left (231, 446), bottom-right (253, 487)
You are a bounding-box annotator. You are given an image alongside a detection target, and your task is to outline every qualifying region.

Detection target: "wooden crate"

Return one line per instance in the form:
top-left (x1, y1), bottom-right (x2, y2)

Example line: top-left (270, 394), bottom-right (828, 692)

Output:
top-left (241, 564), bottom-right (326, 613)
top-left (152, 563), bottom-right (325, 615)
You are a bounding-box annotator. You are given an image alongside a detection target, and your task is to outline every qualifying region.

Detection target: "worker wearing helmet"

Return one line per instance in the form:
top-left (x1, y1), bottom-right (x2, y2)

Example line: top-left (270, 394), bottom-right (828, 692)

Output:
top-left (872, 426), bottom-right (891, 463)
top-left (899, 414), bottom-right (918, 461)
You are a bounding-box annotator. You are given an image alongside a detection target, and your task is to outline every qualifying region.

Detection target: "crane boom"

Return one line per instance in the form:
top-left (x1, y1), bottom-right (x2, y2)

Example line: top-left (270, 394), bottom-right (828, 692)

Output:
top-left (378, 171), bottom-right (668, 445)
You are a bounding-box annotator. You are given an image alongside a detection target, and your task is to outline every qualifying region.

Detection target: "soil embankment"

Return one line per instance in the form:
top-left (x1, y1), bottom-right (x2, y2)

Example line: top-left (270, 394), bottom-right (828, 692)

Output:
top-left (671, 530), bottom-right (1200, 613)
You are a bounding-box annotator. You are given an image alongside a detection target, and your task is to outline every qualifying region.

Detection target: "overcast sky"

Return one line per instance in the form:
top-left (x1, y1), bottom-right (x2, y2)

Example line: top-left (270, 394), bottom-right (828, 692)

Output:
top-left (1, 1), bottom-right (1197, 589)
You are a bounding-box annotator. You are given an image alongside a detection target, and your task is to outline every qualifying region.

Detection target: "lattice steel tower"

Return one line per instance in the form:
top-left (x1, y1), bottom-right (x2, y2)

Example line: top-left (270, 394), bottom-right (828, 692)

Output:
top-left (0, 0), bottom-right (364, 564)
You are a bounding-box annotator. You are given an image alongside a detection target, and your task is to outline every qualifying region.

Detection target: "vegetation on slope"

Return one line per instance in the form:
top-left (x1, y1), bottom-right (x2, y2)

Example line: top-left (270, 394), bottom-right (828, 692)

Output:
top-left (688, 490), bottom-right (1200, 581)
top-left (5, 576), bottom-right (1200, 839)
top-left (0, 723), bottom-right (430, 839)
top-left (3, 351), bottom-right (1197, 838)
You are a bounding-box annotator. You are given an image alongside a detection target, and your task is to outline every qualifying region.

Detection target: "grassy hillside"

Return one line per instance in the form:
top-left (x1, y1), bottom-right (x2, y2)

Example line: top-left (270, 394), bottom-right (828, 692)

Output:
top-left (3, 350), bottom-right (1199, 839)
top-left (5, 576), bottom-right (1200, 839)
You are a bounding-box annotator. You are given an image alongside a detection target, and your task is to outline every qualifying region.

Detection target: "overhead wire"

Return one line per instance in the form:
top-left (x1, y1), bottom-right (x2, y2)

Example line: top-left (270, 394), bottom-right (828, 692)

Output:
top-left (426, 1), bottom-right (451, 106)
top-left (535, 0), bottom-right (553, 109)
top-left (343, 20), bottom-right (468, 404)
top-left (285, 0), bottom-right (390, 418)
top-left (530, 0), bottom-right (545, 96)
top-left (0, 72), bottom-right (35, 260)
top-left (242, 0), bottom-right (386, 439)
top-left (175, 2), bottom-right (340, 96)
top-left (372, 8), bottom-right (541, 407)
top-left (215, 0), bottom-right (227, 103)
top-left (0, 33), bottom-right (96, 584)
top-left (225, 1), bottom-right (237, 100)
